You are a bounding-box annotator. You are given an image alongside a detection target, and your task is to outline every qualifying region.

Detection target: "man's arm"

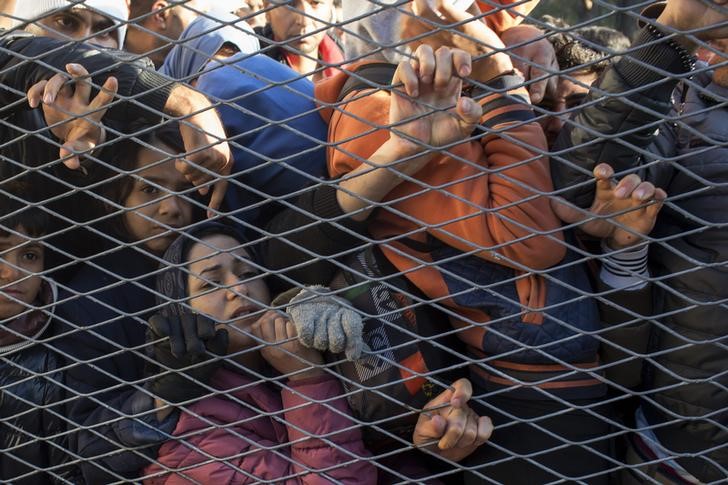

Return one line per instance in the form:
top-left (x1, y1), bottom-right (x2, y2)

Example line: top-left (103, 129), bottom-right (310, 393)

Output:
top-left (551, 0), bottom-right (728, 208)
top-left (0, 34), bottom-right (230, 212)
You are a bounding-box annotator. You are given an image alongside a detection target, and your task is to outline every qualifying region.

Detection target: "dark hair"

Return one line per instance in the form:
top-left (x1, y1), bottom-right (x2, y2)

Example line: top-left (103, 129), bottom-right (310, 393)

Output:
top-left (95, 122), bottom-right (197, 242)
top-left (129, 0), bottom-right (157, 21)
top-left (541, 16), bottom-right (630, 74)
top-left (0, 181), bottom-right (50, 239)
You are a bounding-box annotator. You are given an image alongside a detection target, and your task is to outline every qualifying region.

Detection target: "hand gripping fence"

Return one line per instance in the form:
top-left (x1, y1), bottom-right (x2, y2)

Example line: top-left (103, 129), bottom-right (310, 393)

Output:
top-left (0, 0), bottom-right (727, 483)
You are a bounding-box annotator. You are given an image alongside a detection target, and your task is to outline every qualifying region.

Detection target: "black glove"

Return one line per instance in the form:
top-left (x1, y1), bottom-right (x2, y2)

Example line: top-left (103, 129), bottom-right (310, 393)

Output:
top-left (145, 313), bottom-right (229, 404)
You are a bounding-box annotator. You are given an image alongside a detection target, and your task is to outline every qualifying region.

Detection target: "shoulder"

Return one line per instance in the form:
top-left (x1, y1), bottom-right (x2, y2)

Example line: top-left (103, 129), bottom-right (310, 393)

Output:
top-left (199, 54), bottom-right (313, 97)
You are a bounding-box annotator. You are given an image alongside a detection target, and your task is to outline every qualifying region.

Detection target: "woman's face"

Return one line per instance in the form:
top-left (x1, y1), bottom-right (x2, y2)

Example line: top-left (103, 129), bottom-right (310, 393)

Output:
top-left (187, 234), bottom-right (271, 350)
top-left (122, 142), bottom-right (195, 255)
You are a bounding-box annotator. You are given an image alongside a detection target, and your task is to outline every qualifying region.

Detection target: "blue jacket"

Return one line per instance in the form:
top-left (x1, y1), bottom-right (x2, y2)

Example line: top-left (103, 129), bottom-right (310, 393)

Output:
top-left (196, 54), bottom-right (328, 231)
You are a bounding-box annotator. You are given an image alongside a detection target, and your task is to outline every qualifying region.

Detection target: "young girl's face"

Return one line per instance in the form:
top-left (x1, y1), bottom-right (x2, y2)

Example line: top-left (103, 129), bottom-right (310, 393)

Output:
top-left (0, 228), bottom-right (44, 320)
top-left (122, 143), bottom-right (195, 256)
top-left (186, 234), bottom-right (271, 350)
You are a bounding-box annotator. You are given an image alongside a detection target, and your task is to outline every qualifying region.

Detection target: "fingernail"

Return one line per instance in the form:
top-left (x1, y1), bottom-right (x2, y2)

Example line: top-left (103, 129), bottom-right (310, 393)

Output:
top-left (460, 66), bottom-right (471, 77)
top-left (67, 63), bottom-right (81, 72)
top-left (411, 89), bottom-right (418, 97)
top-left (43, 93), bottom-right (53, 104)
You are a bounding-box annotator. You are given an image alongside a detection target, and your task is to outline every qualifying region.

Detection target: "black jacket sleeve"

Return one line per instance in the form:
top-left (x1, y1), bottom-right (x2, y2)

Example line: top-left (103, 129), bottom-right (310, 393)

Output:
top-left (551, 26), bottom-right (692, 208)
top-left (261, 183), bottom-right (370, 293)
top-left (596, 279), bottom-right (653, 389)
top-left (0, 33), bottom-right (174, 124)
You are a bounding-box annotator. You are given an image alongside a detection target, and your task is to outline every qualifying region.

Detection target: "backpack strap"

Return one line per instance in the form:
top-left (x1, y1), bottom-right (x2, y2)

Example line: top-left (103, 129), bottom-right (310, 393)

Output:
top-left (338, 62), bottom-right (398, 102)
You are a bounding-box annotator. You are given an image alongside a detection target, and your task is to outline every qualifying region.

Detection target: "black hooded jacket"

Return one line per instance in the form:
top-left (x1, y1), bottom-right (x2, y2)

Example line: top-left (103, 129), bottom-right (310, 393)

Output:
top-left (551, 25), bottom-right (728, 481)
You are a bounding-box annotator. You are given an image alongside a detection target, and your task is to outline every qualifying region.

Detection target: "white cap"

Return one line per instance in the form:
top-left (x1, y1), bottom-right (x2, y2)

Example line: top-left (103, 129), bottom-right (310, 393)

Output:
top-left (13, 0), bottom-right (129, 47)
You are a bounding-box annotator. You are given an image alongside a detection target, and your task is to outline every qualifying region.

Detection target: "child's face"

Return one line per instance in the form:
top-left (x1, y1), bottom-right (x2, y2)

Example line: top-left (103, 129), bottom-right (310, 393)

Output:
top-left (0, 228), bottom-right (44, 320)
top-left (123, 143), bottom-right (195, 256)
top-left (187, 234), bottom-right (271, 351)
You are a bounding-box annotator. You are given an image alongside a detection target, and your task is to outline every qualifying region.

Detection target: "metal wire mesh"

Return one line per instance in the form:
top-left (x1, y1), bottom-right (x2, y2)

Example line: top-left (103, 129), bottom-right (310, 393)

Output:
top-left (0, 0), bottom-right (727, 483)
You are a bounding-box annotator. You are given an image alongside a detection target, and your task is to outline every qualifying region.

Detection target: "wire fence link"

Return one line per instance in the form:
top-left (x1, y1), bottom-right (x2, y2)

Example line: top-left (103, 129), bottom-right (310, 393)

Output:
top-left (0, 0), bottom-right (726, 483)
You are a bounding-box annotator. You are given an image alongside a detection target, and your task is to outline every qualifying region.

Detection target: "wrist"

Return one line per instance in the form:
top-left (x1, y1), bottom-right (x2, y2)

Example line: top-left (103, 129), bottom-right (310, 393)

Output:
top-left (654, 10), bottom-right (699, 52)
top-left (287, 367), bottom-right (325, 382)
top-left (154, 398), bottom-right (175, 421)
top-left (165, 84), bottom-right (204, 118)
top-left (472, 53), bottom-right (514, 83)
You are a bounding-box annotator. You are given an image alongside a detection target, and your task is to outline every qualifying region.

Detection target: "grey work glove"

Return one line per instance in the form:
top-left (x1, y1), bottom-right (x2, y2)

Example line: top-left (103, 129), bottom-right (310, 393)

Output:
top-left (284, 285), bottom-right (369, 361)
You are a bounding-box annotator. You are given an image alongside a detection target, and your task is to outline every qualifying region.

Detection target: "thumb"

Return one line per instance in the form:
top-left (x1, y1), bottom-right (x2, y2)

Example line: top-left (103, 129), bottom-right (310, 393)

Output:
top-left (528, 78), bottom-right (546, 104)
top-left (455, 97), bottom-right (482, 133)
top-left (449, 377), bottom-right (472, 409)
top-left (414, 413), bottom-right (447, 445)
top-left (550, 196), bottom-right (586, 224)
top-left (206, 179), bottom-right (228, 219)
top-left (60, 144), bottom-right (81, 171)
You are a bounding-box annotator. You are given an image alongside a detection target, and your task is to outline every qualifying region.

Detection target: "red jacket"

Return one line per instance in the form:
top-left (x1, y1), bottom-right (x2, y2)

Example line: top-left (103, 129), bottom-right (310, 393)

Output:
top-left (143, 369), bottom-right (375, 484)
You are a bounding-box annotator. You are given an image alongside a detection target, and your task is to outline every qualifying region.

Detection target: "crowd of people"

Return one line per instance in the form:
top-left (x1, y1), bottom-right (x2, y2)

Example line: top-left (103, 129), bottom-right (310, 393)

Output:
top-left (0, 0), bottom-right (726, 483)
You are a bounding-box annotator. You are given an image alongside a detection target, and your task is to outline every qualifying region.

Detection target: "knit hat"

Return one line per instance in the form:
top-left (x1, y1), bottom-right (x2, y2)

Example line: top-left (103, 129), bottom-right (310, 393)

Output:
top-left (13, 0), bottom-right (129, 47)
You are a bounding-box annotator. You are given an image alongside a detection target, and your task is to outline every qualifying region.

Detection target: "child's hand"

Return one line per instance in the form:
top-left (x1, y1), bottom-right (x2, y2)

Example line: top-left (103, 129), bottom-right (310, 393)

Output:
top-left (552, 163), bottom-right (667, 249)
top-left (406, 0), bottom-right (515, 84)
top-left (251, 311), bottom-right (325, 381)
top-left (389, 44), bottom-right (482, 159)
top-left (27, 63), bottom-right (118, 172)
top-left (413, 378), bottom-right (493, 462)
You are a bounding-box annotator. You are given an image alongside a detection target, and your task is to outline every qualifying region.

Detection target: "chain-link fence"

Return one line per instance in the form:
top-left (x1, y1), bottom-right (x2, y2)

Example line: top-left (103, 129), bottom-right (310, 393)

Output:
top-left (0, 0), bottom-right (726, 483)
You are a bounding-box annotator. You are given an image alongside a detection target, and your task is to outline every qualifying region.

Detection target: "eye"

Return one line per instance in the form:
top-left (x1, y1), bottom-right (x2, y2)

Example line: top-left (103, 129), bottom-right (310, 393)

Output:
top-left (141, 185), bottom-right (159, 195)
top-left (237, 270), bottom-right (259, 281)
top-left (565, 94), bottom-right (588, 110)
top-left (94, 31), bottom-right (114, 41)
top-left (53, 14), bottom-right (80, 32)
top-left (22, 251), bottom-right (40, 262)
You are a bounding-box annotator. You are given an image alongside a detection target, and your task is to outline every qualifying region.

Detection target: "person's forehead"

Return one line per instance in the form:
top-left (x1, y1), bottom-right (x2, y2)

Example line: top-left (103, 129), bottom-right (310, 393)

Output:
top-left (0, 231), bottom-right (34, 250)
top-left (65, 6), bottom-right (118, 25)
top-left (188, 236), bottom-right (250, 266)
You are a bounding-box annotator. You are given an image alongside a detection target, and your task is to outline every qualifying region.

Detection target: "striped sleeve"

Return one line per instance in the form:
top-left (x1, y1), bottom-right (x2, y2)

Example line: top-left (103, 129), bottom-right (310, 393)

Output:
top-left (472, 74), bottom-right (536, 131)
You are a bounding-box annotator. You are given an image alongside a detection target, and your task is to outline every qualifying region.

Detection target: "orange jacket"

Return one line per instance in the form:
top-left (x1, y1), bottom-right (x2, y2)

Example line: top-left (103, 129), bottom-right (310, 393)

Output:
top-left (315, 64), bottom-right (565, 340)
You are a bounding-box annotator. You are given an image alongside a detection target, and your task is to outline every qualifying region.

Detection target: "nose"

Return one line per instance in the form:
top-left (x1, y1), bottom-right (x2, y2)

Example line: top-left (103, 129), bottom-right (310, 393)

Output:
top-left (0, 260), bottom-right (20, 283)
top-left (227, 279), bottom-right (250, 301)
top-left (158, 194), bottom-right (182, 219)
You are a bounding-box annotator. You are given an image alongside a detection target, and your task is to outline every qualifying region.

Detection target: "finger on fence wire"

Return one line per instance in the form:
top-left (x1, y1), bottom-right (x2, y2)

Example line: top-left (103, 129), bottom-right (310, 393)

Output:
top-left (0, 0), bottom-right (727, 484)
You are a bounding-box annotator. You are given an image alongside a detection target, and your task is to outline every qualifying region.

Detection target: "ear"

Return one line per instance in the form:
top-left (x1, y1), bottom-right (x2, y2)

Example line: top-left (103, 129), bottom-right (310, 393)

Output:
top-left (150, 0), bottom-right (170, 29)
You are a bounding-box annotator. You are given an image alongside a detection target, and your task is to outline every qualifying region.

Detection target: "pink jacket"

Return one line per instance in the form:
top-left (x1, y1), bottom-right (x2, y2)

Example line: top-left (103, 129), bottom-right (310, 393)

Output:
top-left (143, 369), bottom-right (376, 484)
